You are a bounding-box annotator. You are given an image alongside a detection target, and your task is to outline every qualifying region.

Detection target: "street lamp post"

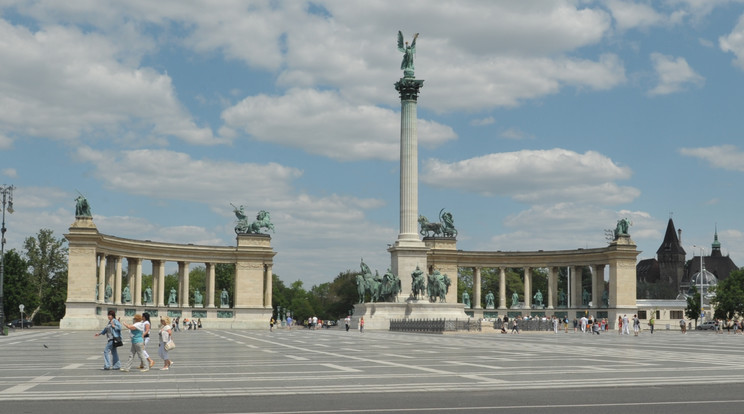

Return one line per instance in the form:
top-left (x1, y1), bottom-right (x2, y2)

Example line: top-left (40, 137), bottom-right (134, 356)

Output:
top-left (693, 244), bottom-right (705, 325)
top-left (0, 184), bottom-right (15, 335)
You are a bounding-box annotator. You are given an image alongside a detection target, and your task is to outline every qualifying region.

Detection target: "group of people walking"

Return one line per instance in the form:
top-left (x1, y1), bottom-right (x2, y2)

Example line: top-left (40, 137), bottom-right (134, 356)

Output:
top-left (95, 310), bottom-right (174, 372)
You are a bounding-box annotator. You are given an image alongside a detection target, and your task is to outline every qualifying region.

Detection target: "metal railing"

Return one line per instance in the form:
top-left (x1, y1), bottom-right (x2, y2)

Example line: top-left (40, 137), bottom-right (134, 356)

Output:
top-left (389, 318), bottom-right (481, 333)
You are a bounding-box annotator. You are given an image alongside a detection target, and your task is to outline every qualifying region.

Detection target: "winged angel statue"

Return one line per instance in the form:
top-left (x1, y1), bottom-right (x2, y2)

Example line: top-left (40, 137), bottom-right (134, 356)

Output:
top-left (398, 31), bottom-right (419, 77)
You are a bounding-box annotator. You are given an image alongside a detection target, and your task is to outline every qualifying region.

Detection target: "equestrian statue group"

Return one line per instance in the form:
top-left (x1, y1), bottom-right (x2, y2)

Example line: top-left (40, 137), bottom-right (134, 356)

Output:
top-left (356, 260), bottom-right (451, 304)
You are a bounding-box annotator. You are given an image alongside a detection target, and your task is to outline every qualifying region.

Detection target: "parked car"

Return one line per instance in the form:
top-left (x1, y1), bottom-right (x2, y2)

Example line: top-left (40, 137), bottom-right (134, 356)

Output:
top-left (696, 321), bottom-right (716, 330)
top-left (7, 319), bottom-right (33, 328)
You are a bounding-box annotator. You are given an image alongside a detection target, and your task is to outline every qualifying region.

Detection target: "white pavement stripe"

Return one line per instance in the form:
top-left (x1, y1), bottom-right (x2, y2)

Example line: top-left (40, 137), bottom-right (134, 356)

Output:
top-left (322, 364), bottom-right (361, 373)
top-left (382, 353), bottom-right (415, 359)
top-left (86, 356), bottom-right (99, 360)
top-left (2, 375), bottom-right (53, 394)
top-left (286, 355), bottom-right (309, 361)
top-left (62, 364), bottom-right (84, 369)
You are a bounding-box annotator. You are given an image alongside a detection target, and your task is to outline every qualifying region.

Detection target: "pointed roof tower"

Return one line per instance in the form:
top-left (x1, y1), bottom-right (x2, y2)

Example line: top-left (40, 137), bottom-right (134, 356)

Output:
top-left (656, 218), bottom-right (686, 256)
top-left (711, 225), bottom-right (722, 257)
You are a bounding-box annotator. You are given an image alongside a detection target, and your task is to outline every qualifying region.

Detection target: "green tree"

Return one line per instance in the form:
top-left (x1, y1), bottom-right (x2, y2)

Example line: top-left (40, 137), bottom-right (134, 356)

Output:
top-left (2, 249), bottom-right (37, 321)
top-left (685, 285), bottom-right (701, 323)
top-left (325, 270), bottom-right (357, 318)
top-left (712, 269), bottom-right (744, 320)
top-left (23, 229), bottom-right (68, 323)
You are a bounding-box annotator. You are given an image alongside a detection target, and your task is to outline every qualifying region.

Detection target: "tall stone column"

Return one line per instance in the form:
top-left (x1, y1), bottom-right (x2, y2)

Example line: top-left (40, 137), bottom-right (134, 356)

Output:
top-left (132, 258), bottom-right (142, 306)
top-left (97, 254), bottom-right (106, 303)
top-left (592, 264), bottom-right (605, 308)
top-left (498, 267), bottom-right (507, 309)
top-left (206, 262), bottom-right (216, 308)
top-left (473, 267), bottom-right (481, 309)
top-left (548, 267), bottom-right (557, 310)
top-left (154, 260), bottom-right (165, 307)
top-left (389, 75), bottom-right (428, 297)
top-left (179, 261), bottom-right (190, 307)
top-left (114, 256), bottom-right (122, 305)
top-left (523, 267), bottom-right (532, 309)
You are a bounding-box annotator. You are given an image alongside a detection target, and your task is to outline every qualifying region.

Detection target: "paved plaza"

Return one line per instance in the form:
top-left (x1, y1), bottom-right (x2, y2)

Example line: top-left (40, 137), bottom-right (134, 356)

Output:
top-left (2, 326), bottom-right (744, 413)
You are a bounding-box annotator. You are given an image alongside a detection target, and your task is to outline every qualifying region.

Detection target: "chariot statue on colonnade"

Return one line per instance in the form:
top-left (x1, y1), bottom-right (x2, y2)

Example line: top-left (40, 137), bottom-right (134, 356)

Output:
top-left (418, 208), bottom-right (457, 238)
top-left (232, 204), bottom-right (275, 234)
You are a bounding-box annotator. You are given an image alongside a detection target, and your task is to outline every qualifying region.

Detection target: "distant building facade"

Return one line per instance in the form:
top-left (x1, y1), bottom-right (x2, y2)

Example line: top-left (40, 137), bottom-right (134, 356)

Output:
top-left (636, 219), bottom-right (737, 299)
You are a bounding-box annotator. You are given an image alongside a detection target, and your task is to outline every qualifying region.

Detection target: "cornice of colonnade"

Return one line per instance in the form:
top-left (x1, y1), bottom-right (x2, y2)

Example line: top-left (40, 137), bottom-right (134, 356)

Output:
top-left (66, 219), bottom-right (276, 264)
top-left (431, 239), bottom-right (639, 269)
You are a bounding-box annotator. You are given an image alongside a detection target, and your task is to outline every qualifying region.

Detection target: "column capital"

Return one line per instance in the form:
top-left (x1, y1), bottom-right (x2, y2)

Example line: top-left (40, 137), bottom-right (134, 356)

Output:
top-left (395, 78), bottom-right (424, 101)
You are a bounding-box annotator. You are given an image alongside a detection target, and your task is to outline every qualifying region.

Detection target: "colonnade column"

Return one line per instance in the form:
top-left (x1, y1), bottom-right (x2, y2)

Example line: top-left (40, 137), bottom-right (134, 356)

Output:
top-left (106, 257), bottom-right (114, 302)
top-left (498, 267), bottom-right (507, 309)
top-left (132, 258), bottom-right (142, 306)
top-left (547, 267), bottom-right (557, 310)
top-left (592, 265), bottom-right (605, 308)
top-left (571, 266), bottom-right (583, 308)
top-left (154, 261), bottom-right (165, 307)
top-left (523, 267), bottom-right (532, 309)
top-left (114, 257), bottom-right (122, 305)
top-left (473, 267), bottom-right (482, 309)
top-left (97, 254), bottom-right (106, 303)
top-left (264, 264), bottom-right (272, 307)
top-left (206, 263), bottom-right (216, 308)
top-left (179, 261), bottom-right (190, 307)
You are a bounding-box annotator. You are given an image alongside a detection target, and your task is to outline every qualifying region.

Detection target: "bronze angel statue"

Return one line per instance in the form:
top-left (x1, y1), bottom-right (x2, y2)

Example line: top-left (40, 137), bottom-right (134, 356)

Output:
top-left (398, 31), bottom-right (419, 77)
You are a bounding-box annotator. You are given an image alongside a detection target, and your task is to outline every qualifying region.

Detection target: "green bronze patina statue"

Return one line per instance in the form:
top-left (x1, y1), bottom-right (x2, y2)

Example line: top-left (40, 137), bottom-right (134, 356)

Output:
top-left (533, 289), bottom-right (543, 307)
top-left (511, 291), bottom-right (519, 308)
top-left (419, 209), bottom-right (458, 238)
top-left (168, 287), bottom-right (177, 305)
top-left (485, 291), bottom-right (495, 309)
top-left (194, 289), bottom-right (203, 306)
top-left (75, 195), bottom-right (92, 217)
top-left (462, 291), bottom-right (470, 308)
top-left (397, 31), bottom-right (419, 78)
top-left (426, 269), bottom-right (450, 303)
top-left (411, 266), bottom-right (426, 300)
top-left (122, 286), bottom-right (131, 303)
top-left (614, 218), bottom-right (631, 239)
top-left (232, 204), bottom-right (275, 234)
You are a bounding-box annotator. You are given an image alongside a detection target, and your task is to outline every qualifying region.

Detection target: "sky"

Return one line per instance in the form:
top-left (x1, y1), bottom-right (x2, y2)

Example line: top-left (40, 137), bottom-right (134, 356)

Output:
top-left (1, 0), bottom-right (743, 288)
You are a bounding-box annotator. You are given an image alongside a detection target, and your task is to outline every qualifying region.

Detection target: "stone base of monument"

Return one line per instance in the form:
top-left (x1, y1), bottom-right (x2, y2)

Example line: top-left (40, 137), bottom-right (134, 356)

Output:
top-left (62, 304), bottom-right (271, 330)
top-left (352, 301), bottom-right (469, 330)
top-left (194, 305), bottom-right (204, 308)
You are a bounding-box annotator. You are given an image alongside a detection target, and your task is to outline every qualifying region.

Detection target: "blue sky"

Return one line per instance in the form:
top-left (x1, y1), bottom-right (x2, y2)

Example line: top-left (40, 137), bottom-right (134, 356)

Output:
top-left (1, 1), bottom-right (743, 287)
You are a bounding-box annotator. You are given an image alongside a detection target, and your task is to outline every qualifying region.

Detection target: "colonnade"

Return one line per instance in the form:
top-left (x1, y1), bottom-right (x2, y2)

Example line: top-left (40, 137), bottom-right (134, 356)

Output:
top-left (62, 216), bottom-right (276, 330)
top-left (95, 256), bottom-right (240, 308)
top-left (468, 265), bottom-right (606, 310)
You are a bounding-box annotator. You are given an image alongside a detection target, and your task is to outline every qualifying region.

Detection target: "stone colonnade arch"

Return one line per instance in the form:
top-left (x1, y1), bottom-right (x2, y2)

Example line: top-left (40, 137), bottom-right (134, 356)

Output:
top-left (61, 217), bottom-right (275, 330)
top-left (423, 236), bottom-right (639, 327)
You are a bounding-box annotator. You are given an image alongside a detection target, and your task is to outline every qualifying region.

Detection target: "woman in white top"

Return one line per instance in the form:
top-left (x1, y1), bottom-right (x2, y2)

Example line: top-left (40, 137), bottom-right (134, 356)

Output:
top-left (158, 316), bottom-right (173, 370)
top-left (141, 312), bottom-right (155, 369)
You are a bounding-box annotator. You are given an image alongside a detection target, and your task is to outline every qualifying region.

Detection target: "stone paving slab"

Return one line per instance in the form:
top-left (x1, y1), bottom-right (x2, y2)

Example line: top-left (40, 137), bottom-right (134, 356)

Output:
top-left (1, 327), bottom-right (742, 402)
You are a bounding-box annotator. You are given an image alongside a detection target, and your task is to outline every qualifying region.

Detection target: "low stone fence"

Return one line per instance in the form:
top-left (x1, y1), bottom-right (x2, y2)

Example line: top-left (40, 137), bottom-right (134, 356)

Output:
top-left (389, 318), bottom-right (481, 334)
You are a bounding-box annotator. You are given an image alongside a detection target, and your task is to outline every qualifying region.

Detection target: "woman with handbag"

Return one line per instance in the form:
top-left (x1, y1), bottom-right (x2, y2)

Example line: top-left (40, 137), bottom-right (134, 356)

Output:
top-left (158, 316), bottom-right (174, 370)
top-left (94, 310), bottom-right (122, 370)
top-left (120, 314), bottom-right (148, 372)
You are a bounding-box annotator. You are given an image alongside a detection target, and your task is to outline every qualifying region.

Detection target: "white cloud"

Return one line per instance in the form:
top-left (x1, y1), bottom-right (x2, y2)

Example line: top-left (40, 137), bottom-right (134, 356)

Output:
top-left (421, 149), bottom-right (637, 204)
top-left (720, 13), bottom-right (744, 70)
top-left (0, 20), bottom-right (217, 145)
top-left (679, 145), bottom-right (744, 171)
top-left (2, 168), bottom-right (17, 178)
top-left (607, 0), bottom-right (667, 31)
top-left (221, 88), bottom-right (457, 161)
top-left (647, 52), bottom-right (704, 95)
